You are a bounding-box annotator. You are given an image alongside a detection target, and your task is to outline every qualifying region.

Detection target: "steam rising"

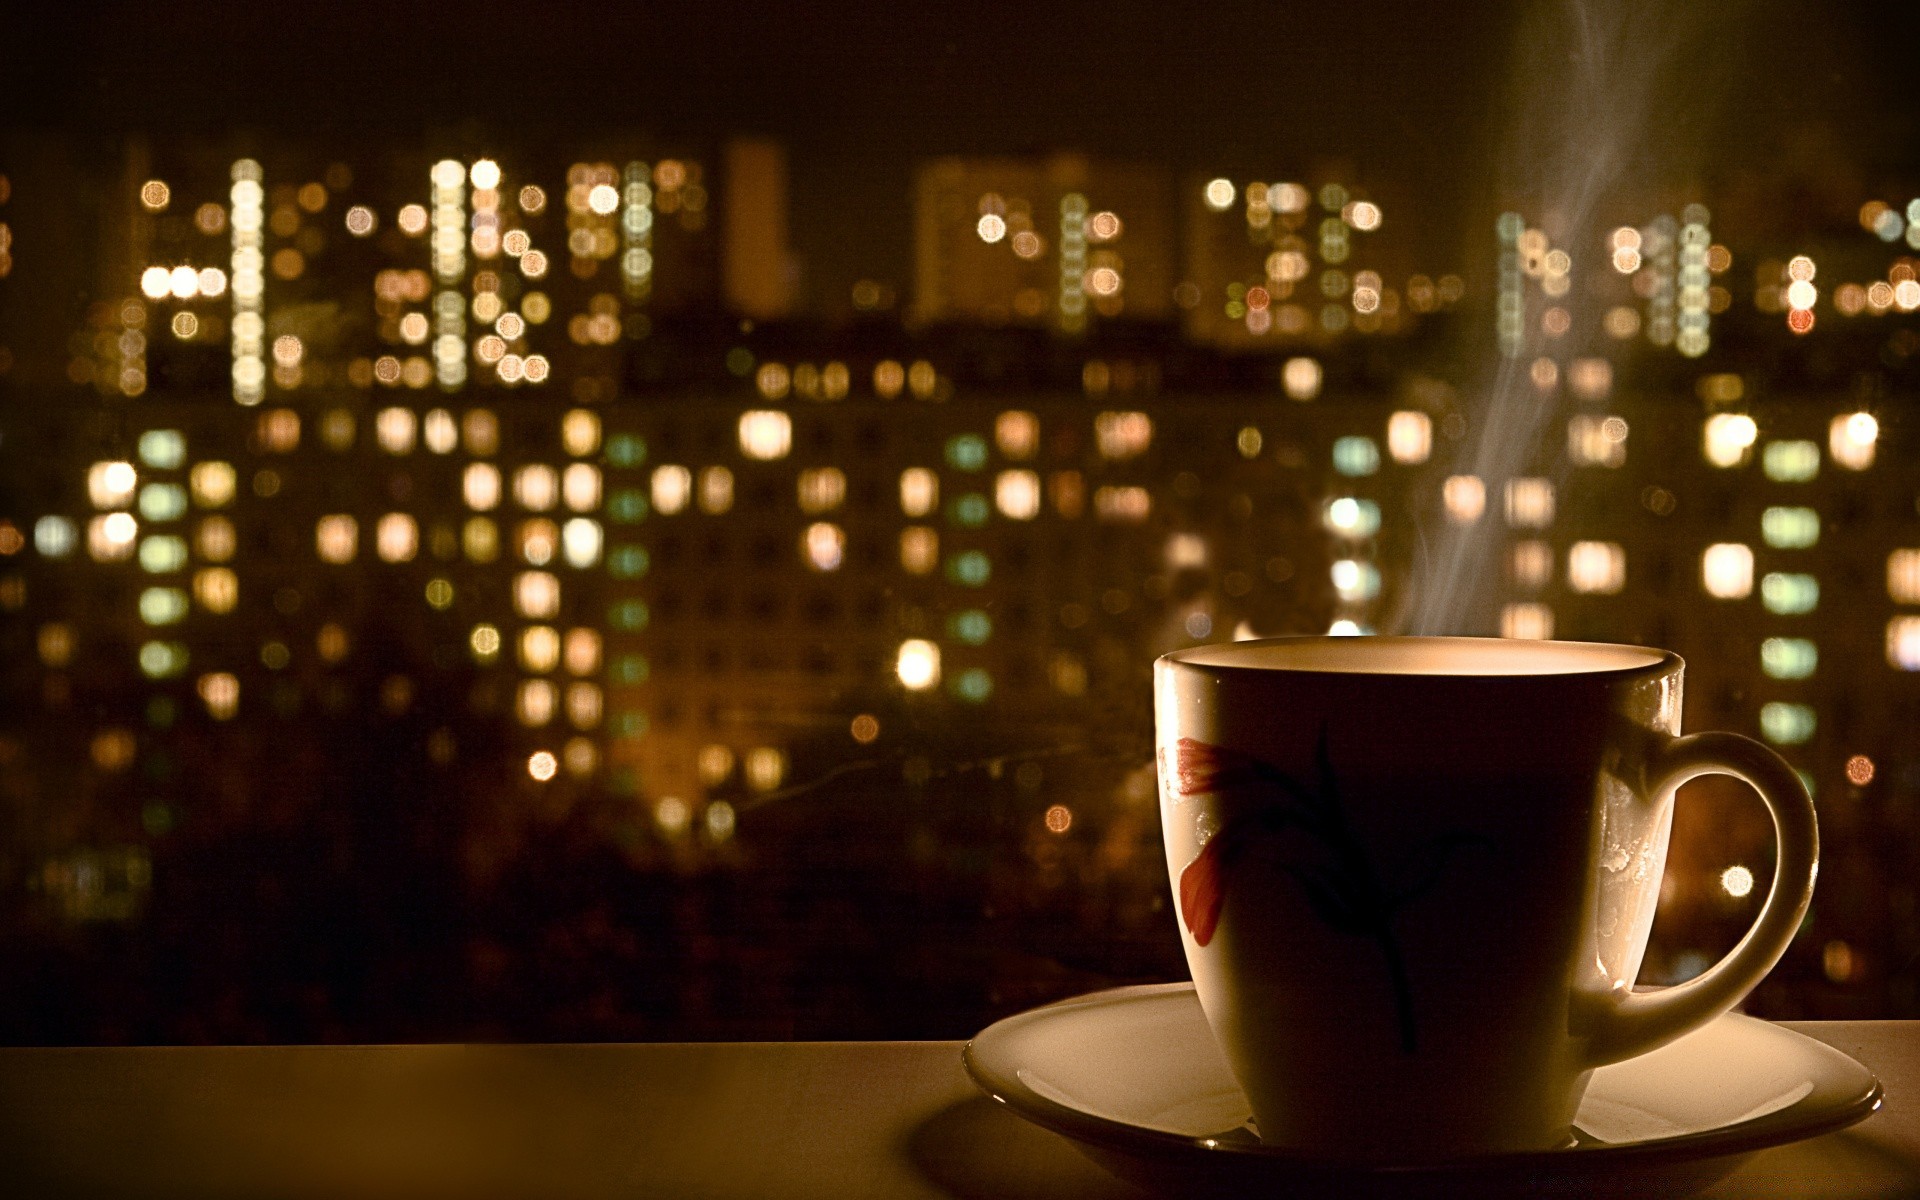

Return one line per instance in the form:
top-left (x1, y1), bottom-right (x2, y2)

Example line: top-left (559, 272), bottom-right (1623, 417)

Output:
top-left (1406, 0), bottom-right (1725, 635)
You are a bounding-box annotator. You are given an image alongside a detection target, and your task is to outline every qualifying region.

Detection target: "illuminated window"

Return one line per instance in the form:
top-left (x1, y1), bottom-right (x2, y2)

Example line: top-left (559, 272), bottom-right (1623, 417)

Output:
top-left (564, 628), bottom-right (602, 675)
top-left (1386, 411), bottom-right (1431, 464)
top-left (561, 409), bottom-right (601, 457)
top-left (314, 516), bottom-right (357, 564)
top-left (1888, 550), bottom-right (1920, 604)
top-left (138, 483), bottom-right (187, 523)
top-left (193, 568), bottom-right (238, 612)
top-left (566, 683), bottom-right (603, 730)
top-left (1566, 415), bottom-right (1627, 468)
top-left (463, 517), bottom-right (499, 563)
top-left (191, 462), bottom-right (237, 508)
top-left (1568, 358), bottom-right (1611, 401)
top-left (1761, 573), bottom-right (1819, 615)
top-left (1701, 544), bottom-right (1754, 599)
top-left (463, 463), bottom-right (501, 510)
top-left (608, 544), bottom-right (649, 579)
top-left (35, 516), bottom-right (77, 558)
top-left (515, 571), bottom-right (561, 619)
top-left (519, 519), bottom-right (558, 566)
top-left (934, 550), bottom-right (989, 591)
top-left (1889, 617), bottom-right (1920, 670)
top-left (951, 668), bottom-right (993, 703)
top-left (948, 493), bottom-right (989, 528)
top-left (995, 470), bottom-right (1041, 520)
top-left (651, 466), bottom-right (691, 515)
top-left (1331, 559), bottom-right (1380, 602)
top-left (138, 430), bottom-right (185, 469)
top-left (1510, 540), bottom-right (1553, 590)
top-left (1703, 413), bottom-right (1757, 468)
top-left (738, 411), bottom-right (792, 460)
top-left (908, 360), bottom-right (938, 399)
top-left (138, 641), bottom-right (188, 679)
top-left (1761, 507), bottom-right (1819, 550)
top-left (38, 623), bottom-right (74, 668)
top-left (561, 518), bottom-right (602, 568)
top-left (900, 527), bottom-right (937, 574)
top-left (945, 434), bottom-right (989, 471)
top-left (138, 534), bottom-right (187, 573)
top-left (139, 587), bottom-right (188, 625)
top-left (463, 409), bottom-right (500, 456)
top-left (520, 626), bottom-right (561, 673)
top-left (948, 609), bottom-right (992, 645)
top-left (422, 408), bottom-right (457, 454)
top-left (88, 461), bottom-right (138, 509)
top-left (1761, 638), bottom-right (1817, 680)
top-left (1759, 702), bottom-right (1815, 746)
top-left (1763, 440), bottom-right (1820, 483)
top-left (1501, 603), bottom-right (1554, 640)
top-left (371, 514), bottom-right (416, 563)
top-left (1282, 357), bottom-right (1322, 400)
top-left (607, 489), bottom-right (648, 523)
top-left (874, 360), bottom-right (905, 399)
top-left (1567, 542), bottom-right (1625, 594)
top-left (1166, 534), bottom-right (1207, 570)
top-left (900, 468), bottom-right (938, 517)
top-left (745, 747), bottom-right (787, 792)
top-left (698, 467), bottom-right (734, 514)
top-left (515, 465), bottom-right (558, 511)
top-left (1829, 412), bottom-right (1877, 471)
top-left (1504, 478), bottom-right (1554, 528)
top-left (89, 514), bottom-right (139, 562)
top-left (798, 467), bottom-right (847, 514)
top-left (1323, 498), bottom-right (1381, 539)
top-left (562, 463), bottom-right (602, 512)
top-left (1093, 412), bottom-right (1152, 461)
top-left (1094, 486), bottom-right (1150, 523)
top-left (198, 673), bottom-right (240, 721)
top-left (605, 433), bottom-right (646, 468)
top-left (517, 680), bottom-right (556, 727)
top-left (896, 639), bottom-right (940, 690)
top-left (1442, 476), bottom-right (1485, 525)
top-left (803, 522), bottom-right (845, 571)
top-left (1332, 437), bottom-right (1380, 477)
top-left (376, 407), bottom-right (417, 454)
top-left (995, 411), bottom-right (1039, 460)
top-left (609, 599), bottom-right (649, 631)
top-left (315, 409), bottom-right (355, 451)
top-left (257, 409), bottom-right (300, 453)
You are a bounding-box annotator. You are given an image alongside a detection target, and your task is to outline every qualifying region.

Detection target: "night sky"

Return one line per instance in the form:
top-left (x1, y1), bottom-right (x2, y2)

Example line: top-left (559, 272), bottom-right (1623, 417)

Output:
top-left (7, 0), bottom-right (1917, 309)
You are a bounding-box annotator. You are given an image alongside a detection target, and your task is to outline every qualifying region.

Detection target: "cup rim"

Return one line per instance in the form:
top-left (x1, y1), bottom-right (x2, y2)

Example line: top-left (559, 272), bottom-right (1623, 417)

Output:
top-left (1158, 634), bottom-right (1681, 680)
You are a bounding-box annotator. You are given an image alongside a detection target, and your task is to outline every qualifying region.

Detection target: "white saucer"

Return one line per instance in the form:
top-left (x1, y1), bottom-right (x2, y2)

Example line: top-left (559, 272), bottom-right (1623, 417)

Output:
top-left (963, 982), bottom-right (1881, 1199)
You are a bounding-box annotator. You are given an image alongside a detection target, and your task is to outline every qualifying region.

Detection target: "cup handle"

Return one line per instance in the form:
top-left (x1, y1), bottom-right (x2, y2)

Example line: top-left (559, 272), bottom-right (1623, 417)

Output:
top-left (1579, 731), bottom-right (1819, 1068)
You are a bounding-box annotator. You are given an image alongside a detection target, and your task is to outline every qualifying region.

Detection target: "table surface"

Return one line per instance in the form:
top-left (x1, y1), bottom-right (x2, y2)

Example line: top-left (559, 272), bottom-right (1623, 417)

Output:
top-left (0, 1021), bottom-right (1913, 1199)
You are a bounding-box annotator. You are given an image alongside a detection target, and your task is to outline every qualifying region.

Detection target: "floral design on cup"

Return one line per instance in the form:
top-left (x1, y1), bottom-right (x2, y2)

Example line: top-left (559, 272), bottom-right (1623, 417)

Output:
top-left (1173, 730), bottom-right (1488, 1054)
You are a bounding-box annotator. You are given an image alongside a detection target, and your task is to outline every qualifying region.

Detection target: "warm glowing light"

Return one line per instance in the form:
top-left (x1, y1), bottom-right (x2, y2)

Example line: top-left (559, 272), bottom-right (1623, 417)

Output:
top-left (1702, 544), bottom-right (1755, 599)
top-left (316, 515), bottom-right (358, 563)
top-left (1442, 475), bottom-right (1485, 525)
top-left (1567, 541), bottom-right (1626, 594)
top-left (977, 214), bottom-right (1006, 243)
top-left (1846, 755), bottom-right (1875, 786)
top-left (1282, 357), bottom-right (1322, 401)
top-left (1500, 603), bottom-right (1553, 640)
top-left (738, 410), bottom-right (792, 460)
top-left (1703, 413), bottom-right (1758, 468)
top-left (1386, 411), bottom-right (1431, 464)
top-left (1720, 866), bottom-right (1754, 898)
top-left (1203, 178), bottom-right (1236, 211)
top-left (1830, 412), bottom-right (1877, 470)
top-left (896, 639), bottom-right (940, 690)
top-left (1891, 617), bottom-right (1920, 671)
top-left (1504, 478), bottom-right (1554, 529)
top-left (802, 522), bottom-right (845, 571)
top-left (528, 751), bottom-right (558, 782)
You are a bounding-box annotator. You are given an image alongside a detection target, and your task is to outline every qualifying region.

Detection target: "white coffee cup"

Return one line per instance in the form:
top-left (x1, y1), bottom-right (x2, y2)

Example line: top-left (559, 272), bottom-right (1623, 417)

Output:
top-left (1154, 636), bottom-right (1818, 1162)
